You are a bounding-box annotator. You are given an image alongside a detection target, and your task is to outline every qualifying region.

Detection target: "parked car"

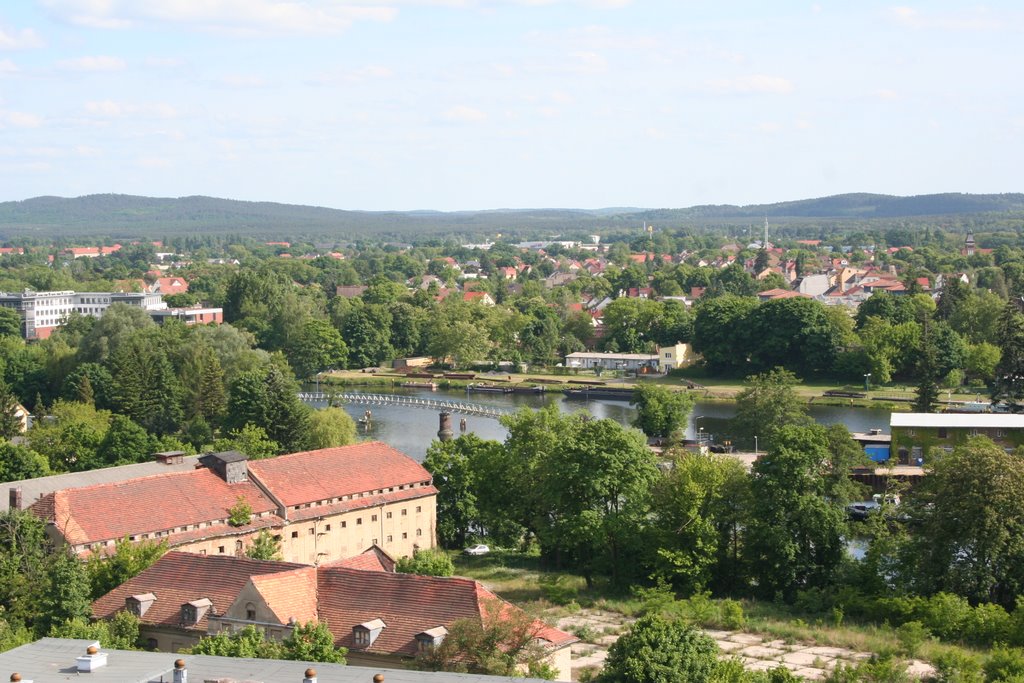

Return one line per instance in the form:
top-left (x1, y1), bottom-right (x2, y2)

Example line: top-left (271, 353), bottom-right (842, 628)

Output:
top-left (846, 501), bottom-right (880, 521)
top-left (463, 544), bottom-right (490, 556)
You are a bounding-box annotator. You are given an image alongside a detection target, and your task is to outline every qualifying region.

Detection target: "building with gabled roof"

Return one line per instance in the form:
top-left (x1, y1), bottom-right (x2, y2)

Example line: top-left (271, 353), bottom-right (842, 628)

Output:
top-left (25, 443), bottom-right (437, 565)
top-left (92, 550), bottom-right (576, 679)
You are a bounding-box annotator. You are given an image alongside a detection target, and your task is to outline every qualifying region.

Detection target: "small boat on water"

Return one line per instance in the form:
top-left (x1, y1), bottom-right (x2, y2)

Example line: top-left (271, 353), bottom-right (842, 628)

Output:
top-left (511, 385), bottom-right (545, 394)
top-left (467, 383), bottom-right (514, 394)
top-left (401, 381), bottom-right (438, 390)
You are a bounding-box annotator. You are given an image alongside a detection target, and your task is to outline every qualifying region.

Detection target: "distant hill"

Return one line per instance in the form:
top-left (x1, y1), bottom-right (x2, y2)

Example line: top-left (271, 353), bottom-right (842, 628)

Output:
top-left (0, 192), bottom-right (1021, 241)
top-left (636, 193), bottom-right (1024, 220)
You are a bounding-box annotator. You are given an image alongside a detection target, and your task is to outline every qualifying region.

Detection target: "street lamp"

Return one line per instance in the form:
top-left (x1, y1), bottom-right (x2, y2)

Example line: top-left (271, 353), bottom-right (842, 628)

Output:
top-left (754, 435), bottom-right (758, 455)
top-left (864, 373), bottom-right (872, 392)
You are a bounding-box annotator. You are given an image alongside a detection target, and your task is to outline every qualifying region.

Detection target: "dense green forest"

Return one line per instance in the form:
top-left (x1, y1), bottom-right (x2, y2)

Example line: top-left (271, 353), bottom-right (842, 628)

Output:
top-left (1, 192), bottom-right (1022, 242)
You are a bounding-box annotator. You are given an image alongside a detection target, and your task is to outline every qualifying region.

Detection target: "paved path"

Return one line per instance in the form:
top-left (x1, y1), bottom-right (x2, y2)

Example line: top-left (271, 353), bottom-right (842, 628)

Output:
top-left (554, 610), bottom-right (936, 681)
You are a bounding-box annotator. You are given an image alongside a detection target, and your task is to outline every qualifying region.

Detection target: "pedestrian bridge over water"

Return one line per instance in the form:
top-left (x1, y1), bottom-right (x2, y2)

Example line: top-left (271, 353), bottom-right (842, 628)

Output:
top-left (297, 392), bottom-right (512, 419)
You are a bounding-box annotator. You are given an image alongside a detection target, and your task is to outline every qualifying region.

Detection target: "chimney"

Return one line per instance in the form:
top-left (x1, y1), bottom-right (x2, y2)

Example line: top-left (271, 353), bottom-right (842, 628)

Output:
top-left (302, 668), bottom-right (317, 683)
top-left (172, 658), bottom-right (187, 683)
top-left (153, 451), bottom-right (186, 465)
top-left (75, 644), bottom-right (107, 672)
top-left (8, 488), bottom-right (21, 510)
top-left (198, 451), bottom-right (248, 483)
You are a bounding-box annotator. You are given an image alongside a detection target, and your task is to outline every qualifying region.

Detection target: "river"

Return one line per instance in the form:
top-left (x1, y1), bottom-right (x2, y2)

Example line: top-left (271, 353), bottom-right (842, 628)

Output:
top-left (308, 386), bottom-right (892, 461)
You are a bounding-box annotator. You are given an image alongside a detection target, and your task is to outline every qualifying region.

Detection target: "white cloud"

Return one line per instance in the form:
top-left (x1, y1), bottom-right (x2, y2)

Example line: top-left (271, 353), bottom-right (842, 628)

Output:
top-left (41, 0), bottom-right (397, 35)
top-left (568, 50), bottom-right (607, 73)
top-left (57, 55), bottom-right (127, 72)
top-left (443, 105), bottom-right (488, 123)
top-left (0, 59), bottom-right (18, 75)
top-left (874, 89), bottom-right (900, 101)
top-left (84, 100), bottom-right (179, 118)
top-left (137, 156), bottom-right (171, 168)
top-left (707, 74), bottom-right (795, 95)
top-left (0, 110), bottom-right (42, 128)
top-left (0, 25), bottom-right (45, 50)
top-left (145, 57), bottom-right (187, 68)
top-left (306, 64), bottom-right (394, 85)
top-left (887, 6), bottom-right (1014, 31)
top-left (219, 74), bottom-right (267, 88)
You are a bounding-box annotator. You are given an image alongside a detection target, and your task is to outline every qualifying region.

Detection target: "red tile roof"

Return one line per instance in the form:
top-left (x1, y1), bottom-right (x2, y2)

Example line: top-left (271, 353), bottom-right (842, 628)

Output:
top-left (317, 567), bottom-right (576, 656)
top-left (92, 552), bottom-right (576, 657)
top-left (155, 277), bottom-right (189, 295)
top-left (758, 288), bottom-right (809, 300)
top-left (251, 566), bottom-right (319, 624)
top-left (247, 442), bottom-right (434, 508)
top-left (30, 468), bottom-right (278, 547)
top-left (92, 552), bottom-right (307, 632)
top-left (323, 545), bottom-right (396, 572)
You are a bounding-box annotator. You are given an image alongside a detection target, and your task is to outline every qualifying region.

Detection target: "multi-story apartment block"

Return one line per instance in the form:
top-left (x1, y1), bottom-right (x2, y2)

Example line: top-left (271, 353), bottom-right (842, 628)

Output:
top-left (0, 289), bottom-right (221, 339)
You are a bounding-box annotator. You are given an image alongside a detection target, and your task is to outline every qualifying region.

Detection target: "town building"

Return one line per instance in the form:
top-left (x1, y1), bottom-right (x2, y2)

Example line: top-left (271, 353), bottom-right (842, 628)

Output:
top-left (565, 351), bottom-right (658, 372)
top-left (0, 637), bottom-right (553, 683)
top-left (91, 550), bottom-right (576, 679)
top-left (25, 443), bottom-right (438, 565)
top-left (656, 343), bottom-right (696, 372)
top-left (149, 306), bottom-right (224, 326)
top-left (566, 343), bottom-right (694, 373)
top-left (889, 413), bottom-right (1024, 464)
top-left (0, 289), bottom-right (222, 339)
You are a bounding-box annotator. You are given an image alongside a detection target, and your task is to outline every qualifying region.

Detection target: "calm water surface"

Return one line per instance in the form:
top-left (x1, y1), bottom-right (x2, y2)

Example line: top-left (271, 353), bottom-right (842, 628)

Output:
top-left (308, 387), bottom-right (891, 461)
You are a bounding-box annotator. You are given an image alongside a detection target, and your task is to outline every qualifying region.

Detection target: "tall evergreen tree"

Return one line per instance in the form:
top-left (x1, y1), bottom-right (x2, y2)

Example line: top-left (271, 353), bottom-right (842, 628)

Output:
top-left (195, 347), bottom-right (228, 426)
top-left (0, 379), bottom-right (23, 439)
top-left (914, 320), bottom-right (941, 413)
top-left (991, 302), bottom-right (1024, 411)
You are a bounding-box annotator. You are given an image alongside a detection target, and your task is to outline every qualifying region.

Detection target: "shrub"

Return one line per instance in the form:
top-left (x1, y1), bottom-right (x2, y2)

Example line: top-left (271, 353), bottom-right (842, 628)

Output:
top-left (854, 655), bottom-right (911, 683)
top-left (683, 591), bottom-right (716, 627)
top-left (396, 548), bottom-right (454, 577)
top-left (227, 495), bottom-right (253, 527)
top-left (963, 601), bottom-right (1011, 646)
top-left (600, 614), bottom-right (720, 683)
top-left (718, 600), bottom-right (746, 630)
top-left (984, 646), bottom-right (1024, 683)
top-left (794, 587), bottom-right (836, 615)
top-left (915, 593), bottom-right (972, 641)
top-left (631, 581), bottom-right (677, 617)
top-left (539, 575), bottom-right (578, 606)
top-left (931, 650), bottom-right (984, 683)
top-left (895, 621), bottom-right (931, 657)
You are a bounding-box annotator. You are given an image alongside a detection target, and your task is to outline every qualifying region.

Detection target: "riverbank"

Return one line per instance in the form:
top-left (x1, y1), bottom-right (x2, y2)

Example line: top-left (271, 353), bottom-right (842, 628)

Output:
top-left (318, 369), bottom-right (982, 411)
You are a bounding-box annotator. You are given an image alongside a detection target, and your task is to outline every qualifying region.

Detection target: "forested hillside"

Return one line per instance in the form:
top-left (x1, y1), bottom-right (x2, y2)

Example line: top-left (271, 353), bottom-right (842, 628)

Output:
top-left (0, 192), bottom-right (1021, 242)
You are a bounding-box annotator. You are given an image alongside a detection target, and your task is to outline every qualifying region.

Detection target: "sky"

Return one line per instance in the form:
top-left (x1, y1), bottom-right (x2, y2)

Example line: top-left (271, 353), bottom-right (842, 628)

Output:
top-left (0, 1), bottom-right (1021, 211)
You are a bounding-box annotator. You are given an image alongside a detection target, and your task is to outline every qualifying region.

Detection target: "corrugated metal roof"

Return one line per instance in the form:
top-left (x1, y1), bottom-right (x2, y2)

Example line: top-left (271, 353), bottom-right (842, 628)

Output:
top-left (0, 638), bottom-right (551, 682)
top-left (890, 413), bottom-right (1024, 429)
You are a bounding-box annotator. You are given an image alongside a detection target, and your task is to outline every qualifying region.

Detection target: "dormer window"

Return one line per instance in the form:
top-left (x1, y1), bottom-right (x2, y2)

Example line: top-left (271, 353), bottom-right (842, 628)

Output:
top-left (126, 592), bottom-right (156, 617)
top-left (415, 626), bottom-right (448, 652)
top-left (353, 619), bottom-right (386, 648)
top-left (181, 598), bottom-right (212, 626)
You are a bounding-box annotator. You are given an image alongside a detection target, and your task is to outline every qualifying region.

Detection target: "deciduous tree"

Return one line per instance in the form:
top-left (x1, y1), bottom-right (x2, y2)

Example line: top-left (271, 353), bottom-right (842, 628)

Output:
top-left (631, 384), bottom-right (694, 440)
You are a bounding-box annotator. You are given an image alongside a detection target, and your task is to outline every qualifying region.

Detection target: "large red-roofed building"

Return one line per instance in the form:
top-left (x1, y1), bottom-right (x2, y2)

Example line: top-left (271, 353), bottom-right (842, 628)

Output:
top-left (28, 443), bottom-right (437, 565)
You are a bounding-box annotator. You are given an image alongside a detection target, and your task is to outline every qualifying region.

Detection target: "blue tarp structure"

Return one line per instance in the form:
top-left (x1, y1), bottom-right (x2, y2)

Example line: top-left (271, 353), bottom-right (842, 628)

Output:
top-left (865, 445), bottom-right (890, 463)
